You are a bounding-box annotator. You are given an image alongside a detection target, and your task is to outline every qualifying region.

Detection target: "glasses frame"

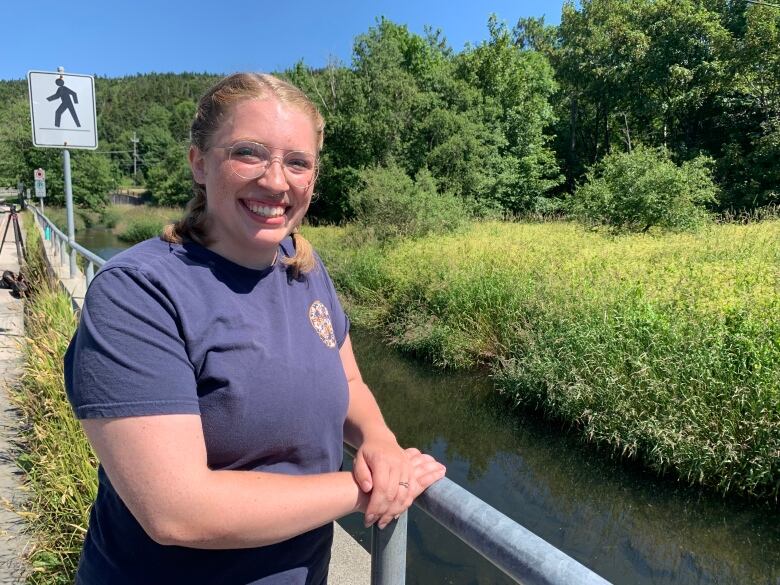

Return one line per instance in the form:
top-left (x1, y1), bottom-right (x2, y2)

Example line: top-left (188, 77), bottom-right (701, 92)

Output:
top-left (213, 140), bottom-right (319, 189)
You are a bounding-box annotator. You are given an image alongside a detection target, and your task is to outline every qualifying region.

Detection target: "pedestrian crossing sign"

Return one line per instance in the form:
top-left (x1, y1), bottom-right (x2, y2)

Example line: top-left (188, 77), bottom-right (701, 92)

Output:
top-left (27, 70), bottom-right (98, 149)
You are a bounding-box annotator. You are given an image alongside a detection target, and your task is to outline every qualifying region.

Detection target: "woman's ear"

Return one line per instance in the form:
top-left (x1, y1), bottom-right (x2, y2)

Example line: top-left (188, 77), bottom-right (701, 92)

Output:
top-left (189, 146), bottom-right (207, 183)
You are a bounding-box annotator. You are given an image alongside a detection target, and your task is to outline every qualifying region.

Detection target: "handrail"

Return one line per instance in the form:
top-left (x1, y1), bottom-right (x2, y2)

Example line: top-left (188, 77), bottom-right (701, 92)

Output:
top-left (344, 444), bottom-right (611, 585)
top-left (28, 205), bottom-right (106, 290)
top-left (28, 204), bottom-right (611, 585)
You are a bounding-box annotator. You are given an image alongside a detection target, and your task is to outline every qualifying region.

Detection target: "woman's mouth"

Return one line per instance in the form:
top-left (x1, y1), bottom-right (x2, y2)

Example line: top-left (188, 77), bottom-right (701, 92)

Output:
top-left (242, 199), bottom-right (287, 218)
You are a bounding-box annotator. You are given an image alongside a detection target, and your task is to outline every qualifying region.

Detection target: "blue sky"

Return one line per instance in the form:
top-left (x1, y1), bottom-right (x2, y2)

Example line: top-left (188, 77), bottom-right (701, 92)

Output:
top-left (3, 0), bottom-right (564, 81)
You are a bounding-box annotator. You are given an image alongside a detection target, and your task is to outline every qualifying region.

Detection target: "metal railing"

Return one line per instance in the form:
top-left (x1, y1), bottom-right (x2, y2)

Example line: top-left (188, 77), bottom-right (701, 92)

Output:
top-left (28, 205), bottom-right (106, 289)
top-left (27, 205), bottom-right (611, 585)
top-left (345, 444), bottom-right (611, 585)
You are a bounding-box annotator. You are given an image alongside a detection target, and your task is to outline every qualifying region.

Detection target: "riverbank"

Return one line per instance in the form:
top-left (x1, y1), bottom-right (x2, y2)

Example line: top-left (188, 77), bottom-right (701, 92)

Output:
top-left (306, 220), bottom-right (780, 501)
top-left (43, 204), bottom-right (180, 244)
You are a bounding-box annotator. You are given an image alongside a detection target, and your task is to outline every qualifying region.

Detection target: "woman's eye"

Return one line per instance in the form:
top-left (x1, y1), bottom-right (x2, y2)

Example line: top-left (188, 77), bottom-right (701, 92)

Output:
top-left (286, 156), bottom-right (313, 171)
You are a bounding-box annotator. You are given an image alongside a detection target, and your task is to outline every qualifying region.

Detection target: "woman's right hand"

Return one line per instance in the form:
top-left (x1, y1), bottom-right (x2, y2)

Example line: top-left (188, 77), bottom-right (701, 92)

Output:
top-left (372, 448), bottom-right (446, 530)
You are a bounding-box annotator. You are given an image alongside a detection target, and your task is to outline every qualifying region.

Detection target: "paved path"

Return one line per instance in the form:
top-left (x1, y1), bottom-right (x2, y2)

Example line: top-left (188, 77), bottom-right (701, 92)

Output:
top-left (0, 209), bottom-right (29, 583)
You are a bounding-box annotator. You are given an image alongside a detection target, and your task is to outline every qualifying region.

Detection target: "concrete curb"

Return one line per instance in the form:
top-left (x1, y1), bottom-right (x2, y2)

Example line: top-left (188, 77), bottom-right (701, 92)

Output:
top-left (0, 210), bottom-right (30, 583)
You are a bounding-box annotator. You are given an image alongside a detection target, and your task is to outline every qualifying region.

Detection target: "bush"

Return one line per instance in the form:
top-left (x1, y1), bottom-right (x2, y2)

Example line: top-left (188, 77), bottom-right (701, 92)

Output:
top-left (117, 217), bottom-right (165, 243)
top-left (99, 206), bottom-right (121, 228)
top-left (348, 164), bottom-right (468, 243)
top-left (570, 146), bottom-right (717, 232)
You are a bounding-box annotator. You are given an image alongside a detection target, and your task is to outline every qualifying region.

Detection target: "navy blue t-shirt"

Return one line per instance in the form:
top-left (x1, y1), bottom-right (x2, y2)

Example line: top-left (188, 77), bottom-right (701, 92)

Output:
top-left (64, 236), bottom-right (350, 584)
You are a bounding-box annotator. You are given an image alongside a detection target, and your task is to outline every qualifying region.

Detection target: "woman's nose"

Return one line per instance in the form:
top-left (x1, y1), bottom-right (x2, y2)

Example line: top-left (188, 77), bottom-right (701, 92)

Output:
top-left (259, 159), bottom-right (289, 192)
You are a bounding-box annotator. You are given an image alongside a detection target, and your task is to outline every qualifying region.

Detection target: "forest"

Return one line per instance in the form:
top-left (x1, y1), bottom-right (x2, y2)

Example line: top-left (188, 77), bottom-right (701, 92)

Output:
top-left (0, 0), bottom-right (777, 230)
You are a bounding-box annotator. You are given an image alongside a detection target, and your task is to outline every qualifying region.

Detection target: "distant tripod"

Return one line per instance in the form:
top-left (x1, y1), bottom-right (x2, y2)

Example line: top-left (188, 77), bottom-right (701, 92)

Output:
top-left (0, 204), bottom-right (26, 264)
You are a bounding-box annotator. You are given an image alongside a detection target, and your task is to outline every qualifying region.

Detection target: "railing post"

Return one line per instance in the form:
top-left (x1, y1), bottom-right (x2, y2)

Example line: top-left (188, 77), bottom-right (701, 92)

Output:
top-left (59, 236), bottom-right (67, 266)
top-left (86, 261), bottom-right (94, 287)
top-left (370, 512), bottom-right (408, 585)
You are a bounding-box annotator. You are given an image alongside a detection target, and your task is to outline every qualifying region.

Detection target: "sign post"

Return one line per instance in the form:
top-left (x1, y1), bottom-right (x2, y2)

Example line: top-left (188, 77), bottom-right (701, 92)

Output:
top-left (34, 168), bottom-right (46, 214)
top-left (28, 67), bottom-right (98, 278)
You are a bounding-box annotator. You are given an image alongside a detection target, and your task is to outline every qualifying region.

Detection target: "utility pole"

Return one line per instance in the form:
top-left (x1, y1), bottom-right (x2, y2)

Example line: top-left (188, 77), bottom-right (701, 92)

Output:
top-left (131, 131), bottom-right (139, 184)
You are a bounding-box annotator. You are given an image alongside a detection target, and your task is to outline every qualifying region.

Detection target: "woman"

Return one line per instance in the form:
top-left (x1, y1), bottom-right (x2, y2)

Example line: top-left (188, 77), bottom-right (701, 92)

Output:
top-left (64, 73), bottom-right (446, 584)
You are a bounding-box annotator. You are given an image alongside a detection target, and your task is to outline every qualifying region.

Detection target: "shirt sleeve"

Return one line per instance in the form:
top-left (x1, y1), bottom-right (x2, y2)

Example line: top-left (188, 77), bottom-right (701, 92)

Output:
top-left (64, 266), bottom-right (200, 419)
top-left (315, 256), bottom-right (350, 349)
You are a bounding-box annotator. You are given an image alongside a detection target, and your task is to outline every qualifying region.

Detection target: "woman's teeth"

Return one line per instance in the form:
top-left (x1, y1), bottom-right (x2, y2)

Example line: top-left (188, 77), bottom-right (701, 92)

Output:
top-left (245, 201), bottom-right (286, 217)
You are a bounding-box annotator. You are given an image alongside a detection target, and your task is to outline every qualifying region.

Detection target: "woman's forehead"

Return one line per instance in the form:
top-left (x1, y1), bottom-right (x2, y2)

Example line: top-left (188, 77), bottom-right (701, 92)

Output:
top-left (216, 98), bottom-right (317, 149)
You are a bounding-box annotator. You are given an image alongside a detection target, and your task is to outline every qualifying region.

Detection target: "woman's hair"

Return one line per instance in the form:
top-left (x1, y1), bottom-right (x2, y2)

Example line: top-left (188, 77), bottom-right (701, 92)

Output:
top-left (162, 73), bottom-right (325, 276)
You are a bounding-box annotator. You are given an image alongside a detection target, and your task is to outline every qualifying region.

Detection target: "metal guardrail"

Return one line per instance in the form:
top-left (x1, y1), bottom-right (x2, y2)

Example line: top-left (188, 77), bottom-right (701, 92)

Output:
top-left (344, 444), bottom-right (611, 585)
top-left (27, 204), bottom-right (611, 585)
top-left (28, 205), bottom-right (106, 288)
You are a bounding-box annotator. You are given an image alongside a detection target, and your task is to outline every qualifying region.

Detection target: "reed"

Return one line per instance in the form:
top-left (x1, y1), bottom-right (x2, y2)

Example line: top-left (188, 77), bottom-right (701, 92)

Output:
top-left (307, 219), bottom-right (780, 500)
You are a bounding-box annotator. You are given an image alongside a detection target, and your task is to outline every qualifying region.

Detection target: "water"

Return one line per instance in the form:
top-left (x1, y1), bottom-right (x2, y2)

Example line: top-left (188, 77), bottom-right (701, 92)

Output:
top-left (76, 227), bottom-right (128, 260)
top-left (341, 330), bottom-right (780, 585)
top-left (74, 231), bottom-right (780, 584)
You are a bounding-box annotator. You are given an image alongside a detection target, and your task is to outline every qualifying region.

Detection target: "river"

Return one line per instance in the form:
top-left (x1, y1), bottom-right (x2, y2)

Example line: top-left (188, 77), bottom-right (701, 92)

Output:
top-left (79, 228), bottom-right (780, 585)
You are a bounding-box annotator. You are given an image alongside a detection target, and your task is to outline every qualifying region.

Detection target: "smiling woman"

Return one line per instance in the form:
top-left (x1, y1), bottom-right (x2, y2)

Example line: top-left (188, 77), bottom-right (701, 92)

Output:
top-left (63, 73), bottom-right (446, 585)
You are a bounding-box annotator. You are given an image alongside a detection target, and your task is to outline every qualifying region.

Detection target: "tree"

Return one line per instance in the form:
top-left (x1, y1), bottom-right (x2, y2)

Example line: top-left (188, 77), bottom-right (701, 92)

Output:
top-left (457, 15), bottom-right (562, 212)
top-left (146, 148), bottom-right (193, 207)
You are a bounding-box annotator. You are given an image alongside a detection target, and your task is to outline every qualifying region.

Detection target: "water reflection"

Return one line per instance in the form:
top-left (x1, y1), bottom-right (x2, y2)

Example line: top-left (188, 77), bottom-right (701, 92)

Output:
top-left (76, 227), bottom-right (127, 260)
top-left (342, 329), bottom-right (780, 585)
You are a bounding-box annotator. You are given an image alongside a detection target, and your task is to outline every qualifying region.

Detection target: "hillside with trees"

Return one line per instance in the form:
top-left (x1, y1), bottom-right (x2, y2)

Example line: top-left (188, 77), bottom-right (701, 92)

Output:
top-left (0, 0), bottom-right (777, 225)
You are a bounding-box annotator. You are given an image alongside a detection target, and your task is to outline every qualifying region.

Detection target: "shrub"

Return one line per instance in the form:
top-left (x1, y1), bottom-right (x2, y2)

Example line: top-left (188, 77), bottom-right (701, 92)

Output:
top-left (118, 217), bottom-right (165, 243)
top-left (570, 146), bottom-right (717, 232)
top-left (348, 164), bottom-right (468, 243)
top-left (99, 206), bottom-right (121, 228)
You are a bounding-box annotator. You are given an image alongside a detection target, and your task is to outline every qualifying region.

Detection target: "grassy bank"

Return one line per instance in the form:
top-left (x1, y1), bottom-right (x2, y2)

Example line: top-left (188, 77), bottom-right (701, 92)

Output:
top-left (15, 222), bottom-right (95, 584)
top-left (44, 204), bottom-right (181, 244)
top-left (307, 220), bottom-right (780, 501)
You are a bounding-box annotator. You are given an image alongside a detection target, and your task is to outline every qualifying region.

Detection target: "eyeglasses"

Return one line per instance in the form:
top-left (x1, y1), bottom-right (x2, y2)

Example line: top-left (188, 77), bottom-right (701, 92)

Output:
top-left (214, 141), bottom-right (318, 189)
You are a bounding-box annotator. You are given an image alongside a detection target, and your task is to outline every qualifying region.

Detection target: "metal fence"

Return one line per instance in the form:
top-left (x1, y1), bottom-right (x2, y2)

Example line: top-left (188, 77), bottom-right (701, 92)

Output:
top-left (27, 205), bottom-right (611, 585)
top-left (29, 205), bottom-right (105, 289)
top-left (344, 446), bottom-right (611, 585)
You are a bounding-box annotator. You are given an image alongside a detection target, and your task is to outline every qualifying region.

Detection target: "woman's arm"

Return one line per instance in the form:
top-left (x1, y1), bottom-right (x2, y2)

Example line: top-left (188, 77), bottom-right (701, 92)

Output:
top-left (341, 334), bottom-right (442, 529)
top-left (82, 414), bottom-right (446, 549)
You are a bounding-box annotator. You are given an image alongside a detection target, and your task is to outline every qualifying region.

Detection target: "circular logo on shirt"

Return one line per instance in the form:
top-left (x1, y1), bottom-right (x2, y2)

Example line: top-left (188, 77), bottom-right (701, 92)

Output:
top-left (309, 301), bottom-right (337, 349)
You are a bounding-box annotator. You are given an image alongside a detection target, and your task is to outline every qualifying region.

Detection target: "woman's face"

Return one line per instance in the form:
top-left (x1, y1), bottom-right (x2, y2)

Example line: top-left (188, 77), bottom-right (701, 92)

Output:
top-left (189, 97), bottom-right (318, 269)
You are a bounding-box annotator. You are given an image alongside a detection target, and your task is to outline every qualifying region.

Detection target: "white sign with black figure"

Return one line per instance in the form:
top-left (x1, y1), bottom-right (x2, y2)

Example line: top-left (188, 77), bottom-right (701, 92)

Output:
top-left (27, 70), bottom-right (98, 149)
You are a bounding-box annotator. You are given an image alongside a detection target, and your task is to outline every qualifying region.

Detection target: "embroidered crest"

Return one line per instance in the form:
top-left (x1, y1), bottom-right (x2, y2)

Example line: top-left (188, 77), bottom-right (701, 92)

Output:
top-left (309, 301), bottom-right (337, 348)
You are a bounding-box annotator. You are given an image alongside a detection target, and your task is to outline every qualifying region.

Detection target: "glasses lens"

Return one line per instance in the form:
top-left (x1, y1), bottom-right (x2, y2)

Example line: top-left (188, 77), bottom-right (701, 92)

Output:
top-left (229, 141), bottom-right (316, 188)
top-left (229, 141), bottom-right (270, 180)
top-left (282, 151), bottom-right (317, 188)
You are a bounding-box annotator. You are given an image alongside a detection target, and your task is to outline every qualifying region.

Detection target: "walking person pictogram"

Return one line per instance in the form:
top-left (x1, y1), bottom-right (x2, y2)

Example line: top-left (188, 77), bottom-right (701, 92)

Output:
top-left (47, 78), bottom-right (81, 128)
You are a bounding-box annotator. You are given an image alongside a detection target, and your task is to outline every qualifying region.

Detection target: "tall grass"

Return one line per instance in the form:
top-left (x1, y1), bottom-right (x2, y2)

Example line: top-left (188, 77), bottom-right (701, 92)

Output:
top-left (15, 221), bottom-right (95, 584)
top-left (43, 204), bottom-right (182, 244)
top-left (307, 220), bottom-right (780, 500)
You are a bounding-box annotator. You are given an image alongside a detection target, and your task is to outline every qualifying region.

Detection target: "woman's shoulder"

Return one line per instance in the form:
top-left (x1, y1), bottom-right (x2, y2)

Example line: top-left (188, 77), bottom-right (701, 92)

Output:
top-left (100, 237), bottom-right (182, 275)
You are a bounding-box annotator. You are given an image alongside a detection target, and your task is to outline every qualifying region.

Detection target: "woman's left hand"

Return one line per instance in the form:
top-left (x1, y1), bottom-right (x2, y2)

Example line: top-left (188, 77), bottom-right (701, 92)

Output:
top-left (352, 432), bottom-right (412, 528)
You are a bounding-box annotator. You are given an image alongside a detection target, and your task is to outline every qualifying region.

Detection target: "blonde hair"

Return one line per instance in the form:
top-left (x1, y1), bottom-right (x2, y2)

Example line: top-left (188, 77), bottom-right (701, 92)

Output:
top-left (162, 73), bottom-right (324, 276)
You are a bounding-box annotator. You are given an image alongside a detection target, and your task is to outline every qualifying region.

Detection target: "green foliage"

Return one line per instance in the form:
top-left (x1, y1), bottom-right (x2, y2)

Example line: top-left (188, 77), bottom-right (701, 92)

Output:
top-left (117, 216), bottom-right (166, 243)
top-left (570, 146), bottom-right (717, 232)
top-left (146, 148), bottom-right (193, 207)
top-left (99, 206), bottom-right (121, 228)
top-left (17, 223), bottom-right (96, 583)
top-left (307, 220), bottom-right (780, 500)
top-left (2, 4), bottom-right (779, 218)
top-left (348, 163), bottom-right (467, 242)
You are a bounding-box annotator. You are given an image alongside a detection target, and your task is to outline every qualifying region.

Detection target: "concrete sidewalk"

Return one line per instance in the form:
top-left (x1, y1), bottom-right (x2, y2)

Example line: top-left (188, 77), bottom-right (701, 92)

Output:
top-left (0, 208), bottom-right (29, 583)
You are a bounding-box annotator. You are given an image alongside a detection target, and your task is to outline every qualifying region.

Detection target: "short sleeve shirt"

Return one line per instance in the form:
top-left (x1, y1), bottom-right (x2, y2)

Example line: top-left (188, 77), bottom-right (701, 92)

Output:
top-left (65, 237), bottom-right (350, 584)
